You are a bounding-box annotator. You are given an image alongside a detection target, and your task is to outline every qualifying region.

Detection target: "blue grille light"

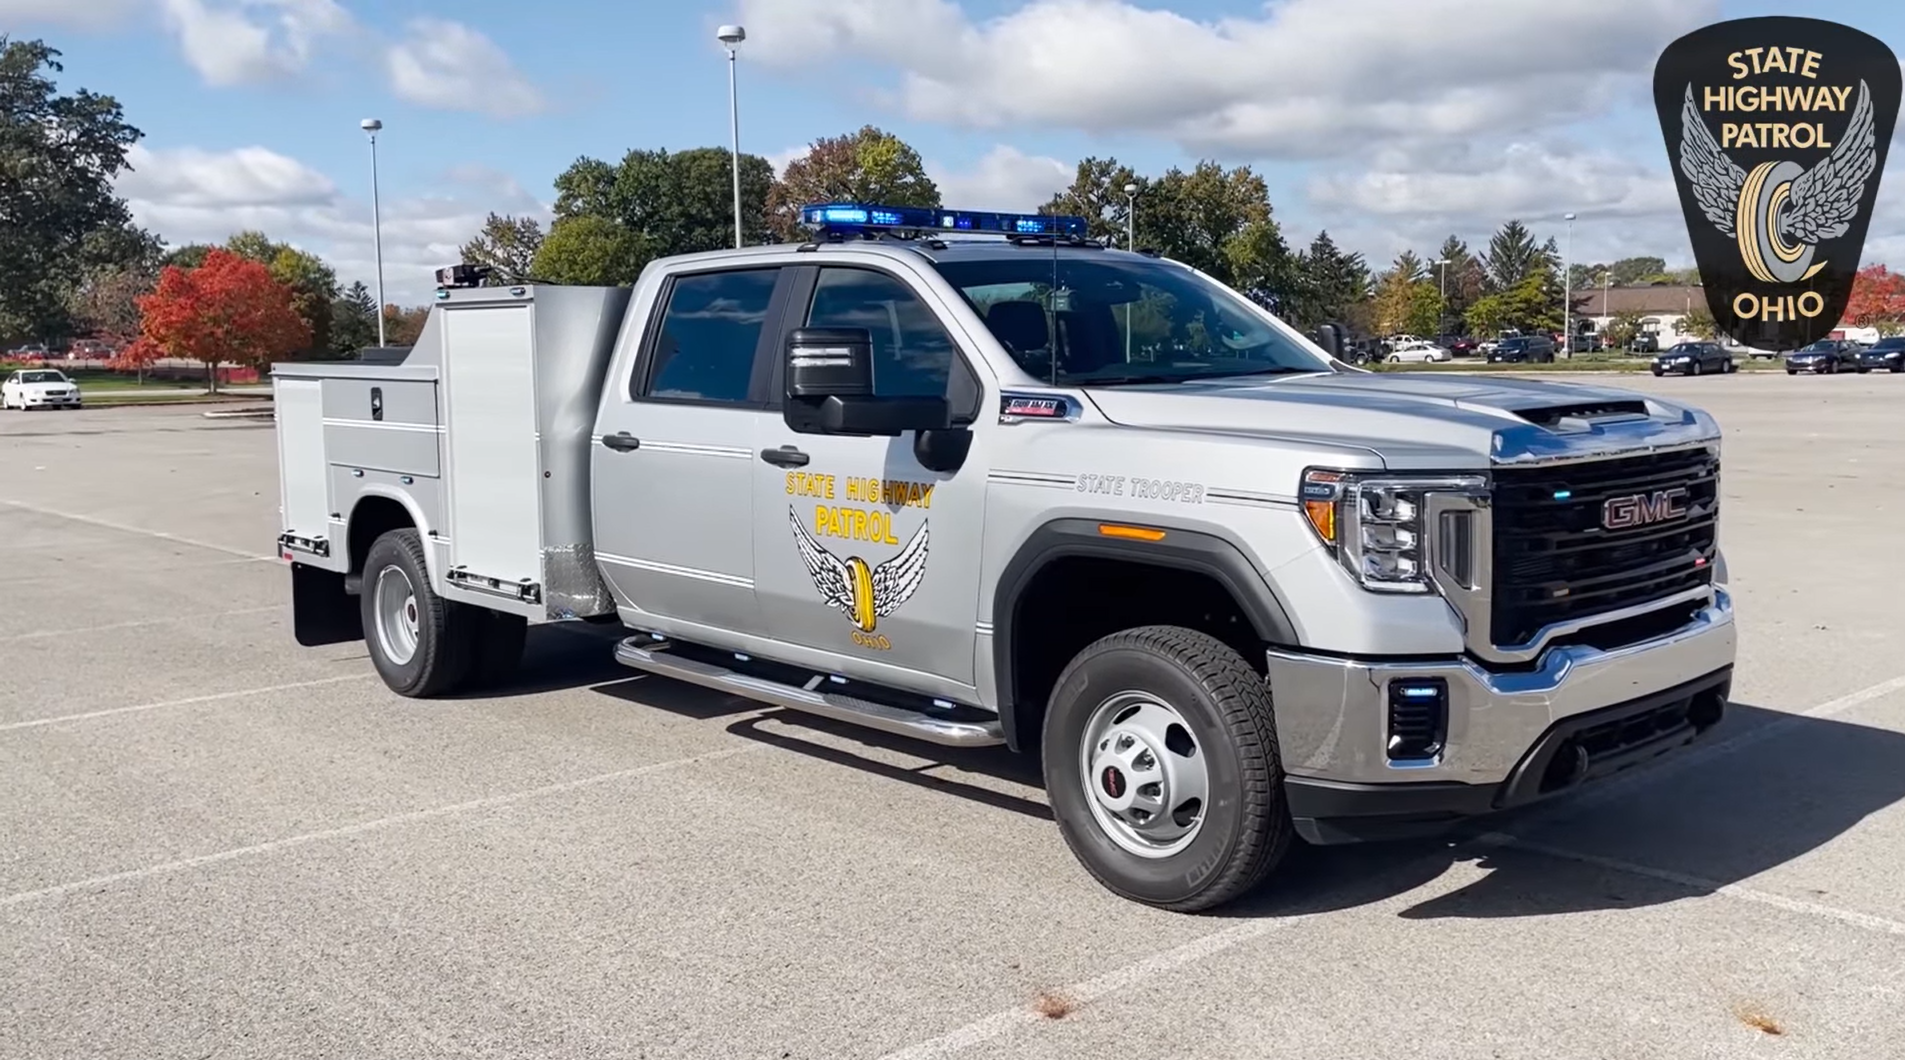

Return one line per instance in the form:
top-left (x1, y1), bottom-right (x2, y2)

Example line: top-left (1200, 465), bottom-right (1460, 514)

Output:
top-left (1552, 489), bottom-right (1573, 501)
top-left (799, 202), bottom-right (1088, 239)
top-left (1398, 686), bottom-right (1440, 699)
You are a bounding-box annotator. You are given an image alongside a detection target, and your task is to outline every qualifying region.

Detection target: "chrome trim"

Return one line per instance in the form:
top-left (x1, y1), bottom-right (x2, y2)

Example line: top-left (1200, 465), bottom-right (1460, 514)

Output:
top-left (1338, 474), bottom-right (1487, 595)
top-left (615, 638), bottom-right (1004, 748)
top-left (1267, 588), bottom-right (1735, 786)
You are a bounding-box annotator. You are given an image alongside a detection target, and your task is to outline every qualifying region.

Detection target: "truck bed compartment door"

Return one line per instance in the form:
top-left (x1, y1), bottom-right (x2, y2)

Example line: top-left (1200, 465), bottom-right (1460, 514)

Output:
top-left (274, 377), bottom-right (333, 559)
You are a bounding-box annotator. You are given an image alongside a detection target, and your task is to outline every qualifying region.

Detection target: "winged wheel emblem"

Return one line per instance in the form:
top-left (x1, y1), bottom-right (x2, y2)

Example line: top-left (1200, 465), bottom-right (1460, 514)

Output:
top-left (789, 509), bottom-right (929, 634)
top-left (1678, 79), bottom-right (1878, 284)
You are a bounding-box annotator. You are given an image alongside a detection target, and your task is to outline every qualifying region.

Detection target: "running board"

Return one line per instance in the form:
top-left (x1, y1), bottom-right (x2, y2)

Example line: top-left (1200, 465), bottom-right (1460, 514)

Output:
top-left (614, 638), bottom-right (1004, 748)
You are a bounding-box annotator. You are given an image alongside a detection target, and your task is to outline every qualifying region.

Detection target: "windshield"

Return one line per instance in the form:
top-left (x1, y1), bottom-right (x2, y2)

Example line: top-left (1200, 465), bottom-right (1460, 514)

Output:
top-left (930, 253), bottom-right (1334, 386)
top-left (1870, 338), bottom-right (1905, 350)
top-left (20, 370), bottom-right (66, 383)
top-left (1667, 344), bottom-right (1698, 355)
top-left (1798, 342), bottom-right (1834, 352)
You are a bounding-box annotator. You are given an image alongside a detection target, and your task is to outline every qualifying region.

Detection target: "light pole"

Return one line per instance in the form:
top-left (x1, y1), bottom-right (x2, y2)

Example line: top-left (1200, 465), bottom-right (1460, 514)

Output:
top-left (718, 24), bottom-right (746, 249)
top-left (1123, 182), bottom-right (1138, 361)
top-left (361, 118), bottom-right (386, 348)
top-left (1430, 258), bottom-right (1449, 335)
top-left (1562, 212), bottom-right (1576, 358)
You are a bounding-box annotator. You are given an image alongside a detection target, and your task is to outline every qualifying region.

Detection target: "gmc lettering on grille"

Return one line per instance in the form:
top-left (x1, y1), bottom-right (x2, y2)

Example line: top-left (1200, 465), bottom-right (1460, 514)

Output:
top-left (1600, 487), bottom-right (1691, 530)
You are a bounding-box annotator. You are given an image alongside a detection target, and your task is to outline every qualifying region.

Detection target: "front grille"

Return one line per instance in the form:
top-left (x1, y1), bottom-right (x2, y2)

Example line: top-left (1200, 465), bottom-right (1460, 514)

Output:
top-left (1490, 447), bottom-right (1718, 647)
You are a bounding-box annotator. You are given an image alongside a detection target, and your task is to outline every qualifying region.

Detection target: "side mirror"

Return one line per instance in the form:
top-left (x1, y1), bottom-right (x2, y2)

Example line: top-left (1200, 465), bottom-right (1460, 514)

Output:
top-left (784, 326), bottom-right (949, 437)
top-left (1312, 322), bottom-right (1344, 360)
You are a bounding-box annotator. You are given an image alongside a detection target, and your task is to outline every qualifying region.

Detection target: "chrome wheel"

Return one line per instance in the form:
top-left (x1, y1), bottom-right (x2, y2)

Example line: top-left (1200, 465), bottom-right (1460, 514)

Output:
top-left (1079, 691), bottom-right (1209, 858)
top-left (372, 565), bottom-right (421, 666)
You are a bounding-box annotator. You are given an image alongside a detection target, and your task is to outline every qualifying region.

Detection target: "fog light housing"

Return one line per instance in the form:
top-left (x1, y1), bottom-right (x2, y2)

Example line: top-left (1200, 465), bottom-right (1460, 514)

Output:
top-left (1386, 678), bottom-right (1449, 764)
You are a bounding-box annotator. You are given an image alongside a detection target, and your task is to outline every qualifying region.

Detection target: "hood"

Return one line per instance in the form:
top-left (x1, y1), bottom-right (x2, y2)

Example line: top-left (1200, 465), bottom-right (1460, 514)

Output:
top-left (1080, 370), bottom-right (1720, 471)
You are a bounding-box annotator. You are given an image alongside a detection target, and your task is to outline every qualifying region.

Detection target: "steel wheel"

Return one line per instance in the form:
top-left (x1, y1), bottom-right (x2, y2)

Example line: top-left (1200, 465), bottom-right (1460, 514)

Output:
top-left (372, 564), bottom-right (422, 666)
top-left (1079, 690), bottom-right (1209, 858)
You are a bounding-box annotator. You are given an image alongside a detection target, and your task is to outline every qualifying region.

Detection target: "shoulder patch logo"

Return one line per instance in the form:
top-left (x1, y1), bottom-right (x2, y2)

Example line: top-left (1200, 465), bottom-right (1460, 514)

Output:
top-left (1654, 17), bottom-right (1900, 350)
top-left (789, 507), bottom-right (929, 635)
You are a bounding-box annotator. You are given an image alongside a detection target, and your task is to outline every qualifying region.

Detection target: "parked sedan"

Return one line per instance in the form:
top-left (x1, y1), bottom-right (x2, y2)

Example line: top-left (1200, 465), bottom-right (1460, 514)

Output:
top-left (1785, 338), bottom-right (1866, 374)
top-left (1, 368), bottom-right (83, 409)
top-left (1487, 335), bottom-right (1557, 363)
top-left (1385, 339), bottom-right (1452, 363)
top-left (1854, 336), bottom-right (1905, 372)
top-left (1651, 341), bottom-right (1735, 376)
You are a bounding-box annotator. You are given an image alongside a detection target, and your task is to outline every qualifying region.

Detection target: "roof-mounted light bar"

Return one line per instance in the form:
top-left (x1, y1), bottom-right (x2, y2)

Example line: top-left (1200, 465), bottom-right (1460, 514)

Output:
top-left (798, 202), bottom-right (1088, 240)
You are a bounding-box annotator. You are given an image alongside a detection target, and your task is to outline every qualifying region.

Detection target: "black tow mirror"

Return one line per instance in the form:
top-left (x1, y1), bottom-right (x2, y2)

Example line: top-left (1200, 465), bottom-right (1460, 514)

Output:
top-left (1312, 322), bottom-right (1344, 360)
top-left (784, 326), bottom-right (949, 437)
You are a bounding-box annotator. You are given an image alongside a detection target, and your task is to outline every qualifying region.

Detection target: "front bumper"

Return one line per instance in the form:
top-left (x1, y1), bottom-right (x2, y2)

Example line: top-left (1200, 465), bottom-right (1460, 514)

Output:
top-left (1267, 589), bottom-right (1736, 844)
top-left (18, 392), bottom-right (81, 407)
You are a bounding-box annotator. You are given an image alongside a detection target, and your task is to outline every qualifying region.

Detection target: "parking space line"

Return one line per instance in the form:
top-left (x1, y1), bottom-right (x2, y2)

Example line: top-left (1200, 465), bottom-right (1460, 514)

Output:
top-left (0, 605), bottom-right (282, 644)
top-left (1477, 833), bottom-right (1905, 937)
top-left (0, 673), bottom-right (377, 733)
top-left (0, 745), bottom-right (760, 908)
top-left (0, 499), bottom-right (276, 561)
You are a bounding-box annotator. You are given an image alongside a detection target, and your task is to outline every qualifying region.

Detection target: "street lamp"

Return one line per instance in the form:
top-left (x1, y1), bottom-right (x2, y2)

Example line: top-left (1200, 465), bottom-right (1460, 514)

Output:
top-left (1123, 182), bottom-right (1138, 361)
top-left (361, 118), bottom-right (386, 348)
top-left (717, 24), bottom-right (746, 249)
top-left (1430, 258), bottom-right (1450, 334)
top-left (1563, 212), bottom-right (1577, 358)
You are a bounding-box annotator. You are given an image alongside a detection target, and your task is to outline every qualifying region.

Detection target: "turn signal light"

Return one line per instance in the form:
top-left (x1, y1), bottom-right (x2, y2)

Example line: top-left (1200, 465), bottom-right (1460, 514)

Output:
top-left (1098, 523), bottom-right (1167, 542)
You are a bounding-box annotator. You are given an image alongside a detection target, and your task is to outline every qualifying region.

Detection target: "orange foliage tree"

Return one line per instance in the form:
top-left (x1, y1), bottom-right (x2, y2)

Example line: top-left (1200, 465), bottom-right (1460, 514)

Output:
top-left (1845, 263), bottom-right (1905, 335)
top-left (116, 248), bottom-right (311, 389)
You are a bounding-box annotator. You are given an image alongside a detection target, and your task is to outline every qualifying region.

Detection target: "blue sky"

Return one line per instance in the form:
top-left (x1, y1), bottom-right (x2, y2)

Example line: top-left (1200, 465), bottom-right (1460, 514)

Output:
top-left (6, 0), bottom-right (1902, 303)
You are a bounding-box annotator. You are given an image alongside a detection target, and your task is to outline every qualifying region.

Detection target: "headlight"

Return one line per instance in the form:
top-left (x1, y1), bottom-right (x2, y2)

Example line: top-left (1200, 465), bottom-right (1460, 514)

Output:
top-left (1300, 469), bottom-right (1487, 594)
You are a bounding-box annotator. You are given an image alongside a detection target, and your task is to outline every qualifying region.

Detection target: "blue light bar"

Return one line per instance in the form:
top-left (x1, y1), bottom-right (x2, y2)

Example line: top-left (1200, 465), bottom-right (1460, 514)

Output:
top-left (799, 202), bottom-right (1088, 239)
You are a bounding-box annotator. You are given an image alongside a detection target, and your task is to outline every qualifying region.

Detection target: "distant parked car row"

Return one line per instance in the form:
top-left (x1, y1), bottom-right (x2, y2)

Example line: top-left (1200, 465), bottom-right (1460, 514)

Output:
top-left (1785, 337), bottom-right (1905, 375)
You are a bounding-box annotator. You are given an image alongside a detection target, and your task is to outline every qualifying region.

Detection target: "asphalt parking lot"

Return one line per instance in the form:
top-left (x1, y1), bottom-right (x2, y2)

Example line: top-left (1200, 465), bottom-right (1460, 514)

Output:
top-left (3, 371), bottom-right (1903, 1059)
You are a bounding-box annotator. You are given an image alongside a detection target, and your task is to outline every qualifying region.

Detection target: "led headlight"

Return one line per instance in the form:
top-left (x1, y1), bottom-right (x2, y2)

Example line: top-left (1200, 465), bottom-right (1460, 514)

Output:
top-left (1300, 468), bottom-right (1486, 594)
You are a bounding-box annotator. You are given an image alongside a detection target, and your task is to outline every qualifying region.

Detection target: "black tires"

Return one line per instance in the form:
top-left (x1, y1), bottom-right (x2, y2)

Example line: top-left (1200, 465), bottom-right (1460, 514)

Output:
top-left (361, 528), bottom-right (476, 697)
top-left (1042, 625), bottom-right (1293, 912)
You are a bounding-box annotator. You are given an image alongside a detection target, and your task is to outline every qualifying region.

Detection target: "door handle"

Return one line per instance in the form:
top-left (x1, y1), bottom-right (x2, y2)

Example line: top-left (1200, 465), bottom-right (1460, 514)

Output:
top-left (602, 432), bottom-right (641, 452)
top-left (759, 446), bottom-right (810, 468)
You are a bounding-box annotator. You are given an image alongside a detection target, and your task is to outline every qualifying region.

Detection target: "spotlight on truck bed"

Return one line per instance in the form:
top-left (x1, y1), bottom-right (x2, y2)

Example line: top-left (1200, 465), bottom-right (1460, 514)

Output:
top-left (435, 263), bottom-right (492, 289)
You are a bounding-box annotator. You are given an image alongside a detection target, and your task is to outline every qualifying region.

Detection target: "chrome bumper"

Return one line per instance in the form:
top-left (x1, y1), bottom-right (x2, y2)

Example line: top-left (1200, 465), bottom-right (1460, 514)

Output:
top-left (1267, 588), bottom-right (1736, 787)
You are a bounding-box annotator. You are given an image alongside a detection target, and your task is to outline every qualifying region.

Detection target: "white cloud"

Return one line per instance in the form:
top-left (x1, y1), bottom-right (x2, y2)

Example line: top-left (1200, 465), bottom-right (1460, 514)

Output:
top-left (0, 0), bottom-right (140, 28)
top-left (763, 144), bottom-right (809, 178)
top-left (737, 0), bottom-right (1718, 159)
top-left (1309, 143), bottom-right (1677, 221)
top-left (384, 17), bottom-right (545, 118)
top-left (116, 144), bottom-right (544, 304)
top-left (928, 145), bottom-right (1071, 212)
top-left (158, 0), bottom-right (354, 86)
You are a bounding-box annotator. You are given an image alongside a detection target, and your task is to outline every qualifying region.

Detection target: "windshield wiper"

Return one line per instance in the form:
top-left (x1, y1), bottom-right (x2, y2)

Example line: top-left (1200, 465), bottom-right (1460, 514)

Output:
top-left (1194, 366), bottom-right (1319, 379)
top-left (1068, 372), bottom-right (1188, 386)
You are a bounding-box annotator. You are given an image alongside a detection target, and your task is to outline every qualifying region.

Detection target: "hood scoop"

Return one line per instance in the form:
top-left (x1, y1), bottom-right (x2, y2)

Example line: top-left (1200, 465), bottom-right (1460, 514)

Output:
top-left (1512, 399), bottom-right (1650, 428)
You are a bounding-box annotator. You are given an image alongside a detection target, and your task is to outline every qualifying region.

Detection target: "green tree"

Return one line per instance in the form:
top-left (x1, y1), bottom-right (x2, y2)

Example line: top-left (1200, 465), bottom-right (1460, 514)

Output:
top-left (542, 146), bottom-right (776, 282)
top-left (531, 214), bottom-right (651, 285)
top-left (1604, 310), bottom-right (1645, 349)
top-left (1610, 256), bottom-right (1668, 285)
top-left (766, 125), bottom-right (940, 239)
top-left (1403, 281), bottom-right (1443, 338)
top-left (223, 231), bottom-right (338, 357)
top-left (458, 212), bottom-right (544, 283)
top-left (1433, 236), bottom-right (1484, 334)
top-left (0, 38), bottom-right (144, 342)
top-left (1040, 156), bottom-right (1144, 245)
top-left (1139, 160), bottom-right (1297, 304)
top-left (1371, 252), bottom-right (1430, 335)
top-left (1481, 220), bottom-right (1555, 291)
top-left (163, 243), bottom-right (216, 270)
top-left (1466, 273), bottom-right (1560, 336)
top-left (1288, 230), bottom-right (1371, 332)
top-left (1680, 305), bottom-right (1718, 339)
top-left (330, 281), bottom-right (378, 354)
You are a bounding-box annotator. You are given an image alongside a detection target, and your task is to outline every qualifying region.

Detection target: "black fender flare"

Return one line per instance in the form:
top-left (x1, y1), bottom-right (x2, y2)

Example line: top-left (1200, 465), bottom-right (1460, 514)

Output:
top-left (989, 517), bottom-right (1300, 752)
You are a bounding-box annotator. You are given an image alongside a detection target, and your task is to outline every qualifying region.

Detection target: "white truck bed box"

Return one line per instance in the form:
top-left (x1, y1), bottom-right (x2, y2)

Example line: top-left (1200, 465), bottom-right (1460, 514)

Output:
top-left (271, 284), bottom-right (633, 620)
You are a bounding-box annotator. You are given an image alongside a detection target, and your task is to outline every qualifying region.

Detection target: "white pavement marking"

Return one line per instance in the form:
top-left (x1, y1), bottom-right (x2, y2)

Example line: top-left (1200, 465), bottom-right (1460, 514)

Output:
top-left (0, 745), bottom-right (760, 908)
top-left (1479, 834), bottom-right (1905, 937)
top-left (877, 915), bottom-right (1309, 1060)
top-left (0, 605), bottom-right (282, 644)
top-left (0, 499), bottom-right (276, 561)
top-left (0, 674), bottom-right (376, 733)
top-left (877, 672), bottom-right (1905, 1059)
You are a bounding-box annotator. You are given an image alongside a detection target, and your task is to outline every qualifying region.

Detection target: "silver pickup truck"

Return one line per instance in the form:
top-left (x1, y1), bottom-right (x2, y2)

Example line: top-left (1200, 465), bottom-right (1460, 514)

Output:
top-left (272, 204), bottom-right (1735, 912)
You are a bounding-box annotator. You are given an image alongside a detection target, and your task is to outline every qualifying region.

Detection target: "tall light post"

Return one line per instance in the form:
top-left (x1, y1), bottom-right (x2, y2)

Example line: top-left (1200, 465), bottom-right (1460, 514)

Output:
top-left (1430, 258), bottom-right (1450, 335)
top-left (1562, 212), bottom-right (1577, 359)
top-left (1124, 182), bottom-right (1138, 362)
top-left (717, 24), bottom-right (747, 249)
top-left (361, 118), bottom-right (386, 348)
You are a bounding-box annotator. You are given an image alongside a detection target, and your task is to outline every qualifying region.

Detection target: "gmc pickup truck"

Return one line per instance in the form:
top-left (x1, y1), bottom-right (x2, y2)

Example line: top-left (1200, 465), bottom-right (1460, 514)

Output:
top-left (272, 203), bottom-right (1735, 912)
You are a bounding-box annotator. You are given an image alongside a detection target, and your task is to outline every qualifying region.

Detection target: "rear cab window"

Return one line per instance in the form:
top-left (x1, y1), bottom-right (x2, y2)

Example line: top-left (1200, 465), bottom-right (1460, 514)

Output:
top-left (634, 267), bottom-right (784, 405)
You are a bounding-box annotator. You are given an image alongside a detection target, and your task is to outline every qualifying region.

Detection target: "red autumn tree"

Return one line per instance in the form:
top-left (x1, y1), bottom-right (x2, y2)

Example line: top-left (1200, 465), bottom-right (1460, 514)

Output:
top-left (117, 248), bottom-right (311, 390)
top-left (1844, 263), bottom-right (1905, 334)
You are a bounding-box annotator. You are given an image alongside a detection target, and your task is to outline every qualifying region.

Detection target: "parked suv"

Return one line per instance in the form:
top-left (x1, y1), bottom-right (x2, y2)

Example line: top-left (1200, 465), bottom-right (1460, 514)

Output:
top-left (1652, 341), bottom-right (1735, 376)
top-left (1488, 335), bottom-right (1557, 363)
top-left (1854, 336), bottom-right (1905, 372)
top-left (1786, 339), bottom-right (1865, 375)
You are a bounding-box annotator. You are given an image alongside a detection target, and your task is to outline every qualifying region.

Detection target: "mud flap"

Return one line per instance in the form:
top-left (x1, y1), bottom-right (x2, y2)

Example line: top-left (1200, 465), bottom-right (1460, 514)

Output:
top-left (291, 562), bottom-right (363, 646)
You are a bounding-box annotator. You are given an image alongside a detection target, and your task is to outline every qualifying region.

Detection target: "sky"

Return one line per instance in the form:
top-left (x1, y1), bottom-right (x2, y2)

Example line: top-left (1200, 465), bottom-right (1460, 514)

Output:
top-left (5, 0), bottom-right (1903, 305)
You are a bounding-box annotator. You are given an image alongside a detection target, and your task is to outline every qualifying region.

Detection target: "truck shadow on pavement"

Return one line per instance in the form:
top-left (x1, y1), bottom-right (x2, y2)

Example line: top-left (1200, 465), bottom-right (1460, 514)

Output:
top-left (1225, 701), bottom-right (1905, 921)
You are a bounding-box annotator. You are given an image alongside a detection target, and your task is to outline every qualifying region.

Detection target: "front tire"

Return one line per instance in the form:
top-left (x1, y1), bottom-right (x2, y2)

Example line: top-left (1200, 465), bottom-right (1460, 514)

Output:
top-left (1042, 626), bottom-right (1292, 913)
top-left (360, 528), bottom-right (478, 697)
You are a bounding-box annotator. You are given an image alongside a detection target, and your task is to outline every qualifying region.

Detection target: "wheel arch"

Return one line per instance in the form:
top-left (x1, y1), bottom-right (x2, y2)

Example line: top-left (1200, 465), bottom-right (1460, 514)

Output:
top-left (990, 518), bottom-right (1300, 753)
top-left (345, 487), bottom-right (436, 584)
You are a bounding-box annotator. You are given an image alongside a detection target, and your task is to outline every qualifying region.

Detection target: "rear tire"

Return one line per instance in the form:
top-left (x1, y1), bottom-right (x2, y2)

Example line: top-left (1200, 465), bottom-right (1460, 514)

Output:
top-left (1042, 625), bottom-right (1293, 913)
top-left (360, 528), bottom-right (478, 697)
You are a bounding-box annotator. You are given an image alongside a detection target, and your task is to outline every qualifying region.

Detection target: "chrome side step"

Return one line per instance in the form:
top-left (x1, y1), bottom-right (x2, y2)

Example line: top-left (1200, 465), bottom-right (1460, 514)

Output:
top-left (614, 638), bottom-right (1004, 748)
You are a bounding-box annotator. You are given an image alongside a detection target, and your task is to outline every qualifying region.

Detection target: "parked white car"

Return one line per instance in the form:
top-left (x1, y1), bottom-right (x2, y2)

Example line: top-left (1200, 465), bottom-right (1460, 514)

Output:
top-left (2, 368), bottom-right (83, 410)
top-left (1385, 339), bottom-right (1453, 363)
